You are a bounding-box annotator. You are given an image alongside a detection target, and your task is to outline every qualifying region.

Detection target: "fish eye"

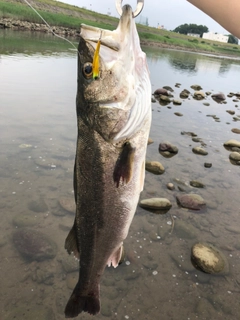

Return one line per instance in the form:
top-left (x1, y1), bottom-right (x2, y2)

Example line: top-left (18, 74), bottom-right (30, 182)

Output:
top-left (83, 62), bottom-right (93, 78)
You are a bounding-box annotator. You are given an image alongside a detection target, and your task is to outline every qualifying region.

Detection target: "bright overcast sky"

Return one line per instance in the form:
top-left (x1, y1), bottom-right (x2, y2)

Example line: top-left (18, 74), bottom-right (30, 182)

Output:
top-left (58, 0), bottom-right (229, 34)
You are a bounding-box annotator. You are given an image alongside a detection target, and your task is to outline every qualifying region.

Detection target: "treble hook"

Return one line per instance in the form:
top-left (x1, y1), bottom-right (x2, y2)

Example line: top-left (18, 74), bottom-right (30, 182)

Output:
top-left (116, 0), bottom-right (144, 18)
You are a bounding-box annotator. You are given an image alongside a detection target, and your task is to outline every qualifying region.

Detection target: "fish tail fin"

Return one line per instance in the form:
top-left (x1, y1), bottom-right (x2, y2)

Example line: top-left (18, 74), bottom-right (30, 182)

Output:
top-left (65, 282), bottom-right (100, 318)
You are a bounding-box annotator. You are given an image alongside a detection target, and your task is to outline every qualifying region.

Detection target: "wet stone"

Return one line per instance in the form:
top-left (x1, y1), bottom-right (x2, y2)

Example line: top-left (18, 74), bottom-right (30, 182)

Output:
top-left (231, 128), bottom-right (240, 134)
top-left (190, 180), bottom-right (205, 188)
top-left (159, 142), bottom-right (178, 158)
top-left (148, 138), bottom-right (154, 145)
top-left (204, 162), bottom-right (212, 168)
top-left (163, 85), bottom-right (174, 92)
top-left (173, 99), bottom-right (182, 105)
top-left (180, 89), bottom-right (190, 99)
top-left (181, 131), bottom-right (197, 137)
top-left (28, 197), bottom-right (48, 213)
top-left (226, 110), bottom-right (235, 115)
top-left (191, 84), bottom-right (202, 90)
top-left (176, 193), bottom-right (206, 210)
top-left (192, 137), bottom-right (202, 143)
top-left (224, 139), bottom-right (240, 150)
top-left (191, 242), bottom-right (229, 274)
top-left (193, 91), bottom-right (205, 100)
top-left (145, 161), bottom-right (165, 175)
top-left (167, 182), bottom-right (175, 190)
top-left (12, 213), bottom-right (38, 227)
top-left (229, 152), bottom-right (240, 165)
top-left (192, 147), bottom-right (208, 155)
top-left (32, 268), bottom-right (54, 285)
top-left (203, 102), bottom-right (210, 106)
top-left (62, 257), bottom-right (79, 273)
top-left (139, 198), bottom-right (172, 212)
top-left (174, 220), bottom-right (198, 239)
top-left (174, 112), bottom-right (183, 116)
top-left (58, 197), bottom-right (75, 214)
top-left (13, 228), bottom-right (57, 261)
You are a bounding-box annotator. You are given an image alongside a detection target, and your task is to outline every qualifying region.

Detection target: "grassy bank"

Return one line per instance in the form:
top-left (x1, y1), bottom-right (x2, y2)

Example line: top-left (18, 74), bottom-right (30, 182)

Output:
top-left (1, 0), bottom-right (240, 57)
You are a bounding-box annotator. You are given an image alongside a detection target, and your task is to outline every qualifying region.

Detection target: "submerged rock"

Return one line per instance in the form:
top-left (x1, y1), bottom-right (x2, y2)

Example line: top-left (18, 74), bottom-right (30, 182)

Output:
top-left (176, 193), bottom-right (206, 210)
top-left (159, 142), bottom-right (178, 158)
top-left (212, 93), bottom-right (226, 102)
top-left (145, 161), bottom-right (165, 175)
top-left (28, 197), bottom-right (48, 213)
top-left (190, 180), bottom-right (205, 188)
top-left (191, 84), bottom-right (202, 91)
top-left (229, 152), bottom-right (240, 165)
top-left (180, 89), bottom-right (190, 99)
top-left (13, 228), bottom-right (57, 261)
top-left (12, 213), bottom-right (38, 228)
top-left (231, 128), bottom-right (240, 134)
top-left (192, 147), bottom-right (208, 155)
top-left (154, 88), bottom-right (169, 96)
top-left (193, 91), bottom-right (205, 100)
top-left (224, 139), bottom-right (240, 150)
top-left (191, 242), bottom-right (229, 274)
top-left (59, 197), bottom-right (75, 214)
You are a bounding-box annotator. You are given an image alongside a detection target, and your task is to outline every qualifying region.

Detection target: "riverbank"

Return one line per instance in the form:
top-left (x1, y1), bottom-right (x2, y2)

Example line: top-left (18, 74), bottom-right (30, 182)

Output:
top-left (1, 0), bottom-right (240, 58)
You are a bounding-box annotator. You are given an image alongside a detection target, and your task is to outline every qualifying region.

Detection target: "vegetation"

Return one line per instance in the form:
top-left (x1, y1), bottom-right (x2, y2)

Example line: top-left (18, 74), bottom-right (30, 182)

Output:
top-left (173, 23), bottom-right (208, 36)
top-left (228, 34), bottom-right (239, 44)
top-left (0, 0), bottom-right (239, 57)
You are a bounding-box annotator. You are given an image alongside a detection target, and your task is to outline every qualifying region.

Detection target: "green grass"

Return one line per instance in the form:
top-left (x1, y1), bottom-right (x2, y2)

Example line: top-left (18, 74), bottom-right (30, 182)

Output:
top-left (1, 0), bottom-right (240, 57)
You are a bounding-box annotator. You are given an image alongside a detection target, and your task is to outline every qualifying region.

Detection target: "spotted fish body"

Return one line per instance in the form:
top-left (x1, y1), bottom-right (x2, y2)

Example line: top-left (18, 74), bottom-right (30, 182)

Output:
top-left (65, 5), bottom-right (151, 318)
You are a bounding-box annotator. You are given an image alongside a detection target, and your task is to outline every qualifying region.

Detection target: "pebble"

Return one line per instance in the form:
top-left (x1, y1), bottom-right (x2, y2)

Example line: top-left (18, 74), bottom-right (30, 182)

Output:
top-left (167, 182), bottom-right (175, 190)
top-left (191, 242), bottom-right (229, 274)
top-left (191, 84), bottom-right (202, 90)
top-left (204, 162), bottom-right (212, 168)
top-left (192, 147), bottom-right (208, 155)
top-left (145, 161), bottom-right (165, 175)
top-left (224, 139), bottom-right (240, 150)
top-left (229, 152), bottom-right (240, 165)
top-left (226, 110), bottom-right (235, 115)
top-left (190, 180), bottom-right (205, 188)
top-left (176, 193), bottom-right (206, 210)
top-left (193, 91), bottom-right (205, 100)
top-left (59, 197), bottom-right (75, 214)
top-left (62, 257), bottom-right (79, 273)
top-left (180, 89), bottom-right (190, 99)
top-left (139, 198), bottom-right (172, 211)
top-left (174, 112), bottom-right (183, 116)
top-left (231, 128), bottom-right (240, 134)
top-left (173, 99), bottom-right (182, 105)
top-left (159, 142), bottom-right (178, 158)
top-left (13, 228), bottom-right (57, 261)
top-left (12, 213), bottom-right (38, 227)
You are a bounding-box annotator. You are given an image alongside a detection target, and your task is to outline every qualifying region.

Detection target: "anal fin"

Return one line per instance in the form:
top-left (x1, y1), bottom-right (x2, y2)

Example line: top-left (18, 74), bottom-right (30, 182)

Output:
top-left (107, 244), bottom-right (124, 268)
top-left (113, 142), bottom-right (135, 188)
top-left (64, 219), bottom-right (80, 259)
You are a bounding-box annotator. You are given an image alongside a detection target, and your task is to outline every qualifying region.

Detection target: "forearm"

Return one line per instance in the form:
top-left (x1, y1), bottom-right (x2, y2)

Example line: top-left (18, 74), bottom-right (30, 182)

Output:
top-left (187, 0), bottom-right (240, 38)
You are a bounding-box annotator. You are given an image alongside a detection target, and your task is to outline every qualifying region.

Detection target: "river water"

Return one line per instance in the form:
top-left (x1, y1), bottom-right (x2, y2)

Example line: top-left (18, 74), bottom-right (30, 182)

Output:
top-left (1, 30), bottom-right (240, 320)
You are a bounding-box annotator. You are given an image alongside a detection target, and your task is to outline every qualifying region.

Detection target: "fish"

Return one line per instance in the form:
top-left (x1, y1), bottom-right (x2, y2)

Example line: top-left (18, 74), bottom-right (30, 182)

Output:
top-left (64, 3), bottom-right (151, 318)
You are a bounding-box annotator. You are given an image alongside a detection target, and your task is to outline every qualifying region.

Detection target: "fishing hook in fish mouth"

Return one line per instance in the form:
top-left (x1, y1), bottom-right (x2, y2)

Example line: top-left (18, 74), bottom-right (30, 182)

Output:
top-left (116, 0), bottom-right (144, 18)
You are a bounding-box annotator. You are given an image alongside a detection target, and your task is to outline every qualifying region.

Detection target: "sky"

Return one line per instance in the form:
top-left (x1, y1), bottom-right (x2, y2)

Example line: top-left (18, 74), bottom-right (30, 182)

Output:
top-left (58, 0), bottom-right (229, 34)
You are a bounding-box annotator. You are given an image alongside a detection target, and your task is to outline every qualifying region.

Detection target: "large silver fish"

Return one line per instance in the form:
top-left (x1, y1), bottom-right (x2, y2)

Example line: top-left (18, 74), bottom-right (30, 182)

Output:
top-left (64, 3), bottom-right (151, 318)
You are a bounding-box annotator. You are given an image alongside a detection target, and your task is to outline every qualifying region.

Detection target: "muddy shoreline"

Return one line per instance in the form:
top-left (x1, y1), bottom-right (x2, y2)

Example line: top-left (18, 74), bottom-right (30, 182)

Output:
top-left (1, 17), bottom-right (239, 59)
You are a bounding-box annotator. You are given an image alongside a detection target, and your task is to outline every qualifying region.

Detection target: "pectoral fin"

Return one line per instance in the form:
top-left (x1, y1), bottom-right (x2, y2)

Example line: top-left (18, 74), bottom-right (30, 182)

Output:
top-left (65, 219), bottom-right (80, 259)
top-left (113, 142), bottom-right (135, 187)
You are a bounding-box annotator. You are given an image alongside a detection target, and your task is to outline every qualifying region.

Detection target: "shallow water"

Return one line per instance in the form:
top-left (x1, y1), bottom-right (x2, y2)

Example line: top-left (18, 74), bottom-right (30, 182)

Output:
top-left (1, 30), bottom-right (240, 320)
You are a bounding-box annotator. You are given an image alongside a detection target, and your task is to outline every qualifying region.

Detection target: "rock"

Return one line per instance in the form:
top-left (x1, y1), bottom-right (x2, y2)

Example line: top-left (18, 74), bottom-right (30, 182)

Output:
top-left (148, 138), bottom-right (154, 145)
top-left (181, 131), bottom-right (197, 137)
top-left (192, 137), bottom-right (202, 143)
top-left (159, 142), bottom-right (178, 158)
top-left (145, 161), bottom-right (165, 175)
top-left (193, 91), bottom-right (205, 100)
top-left (173, 99), bottom-right (182, 105)
top-left (13, 228), bottom-right (57, 261)
top-left (224, 139), bottom-right (240, 150)
top-left (180, 89), bottom-right (190, 99)
top-left (175, 83), bottom-right (181, 88)
top-left (58, 197), bottom-right (75, 214)
top-left (163, 85), bottom-right (174, 92)
top-left (212, 93), bottom-right (226, 102)
top-left (191, 85), bottom-right (202, 90)
top-left (139, 198), bottom-right (172, 211)
top-left (159, 94), bottom-right (171, 102)
top-left (151, 97), bottom-right (156, 103)
top-left (204, 162), bottom-right (212, 168)
top-left (66, 272), bottom-right (78, 290)
top-left (62, 257), bottom-right (79, 273)
top-left (190, 180), bottom-right (205, 188)
top-left (205, 91), bottom-right (211, 96)
top-left (226, 110), bottom-right (235, 115)
top-left (176, 193), bottom-right (206, 210)
top-left (28, 197), bottom-right (48, 213)
top-left (191, 242), bottom-right (229, 274)
top-left (167, 183), bottom-right (175, 190)
top-left (32, 268), bottom-right (54, 285)
top-left (174, 112), bottom-right (183, 116)
top-left (203, 102), bottom-right (210, 106)
top-left (12, 213), bottom-right (38, 227)
top-left (229, 152), bottom-right (240, 165)
top-left (231, 128), bottom-right (240, 134)
top-left (174, 220), bottom-right (198, 239)
top-left (192, 147), bottom-right (208, 155)
top-left (154, 88), bottom-right (169, 96)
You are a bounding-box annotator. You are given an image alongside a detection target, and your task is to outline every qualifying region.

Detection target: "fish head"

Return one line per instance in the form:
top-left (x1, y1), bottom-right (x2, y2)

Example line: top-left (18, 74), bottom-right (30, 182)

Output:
top-left (77, 4), bottom-right (151, 141)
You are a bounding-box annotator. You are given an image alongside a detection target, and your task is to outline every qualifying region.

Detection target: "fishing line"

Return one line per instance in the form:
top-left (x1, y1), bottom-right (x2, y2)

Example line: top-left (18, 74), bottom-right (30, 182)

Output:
top-left (22, 0), bottom-right (79, 54)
